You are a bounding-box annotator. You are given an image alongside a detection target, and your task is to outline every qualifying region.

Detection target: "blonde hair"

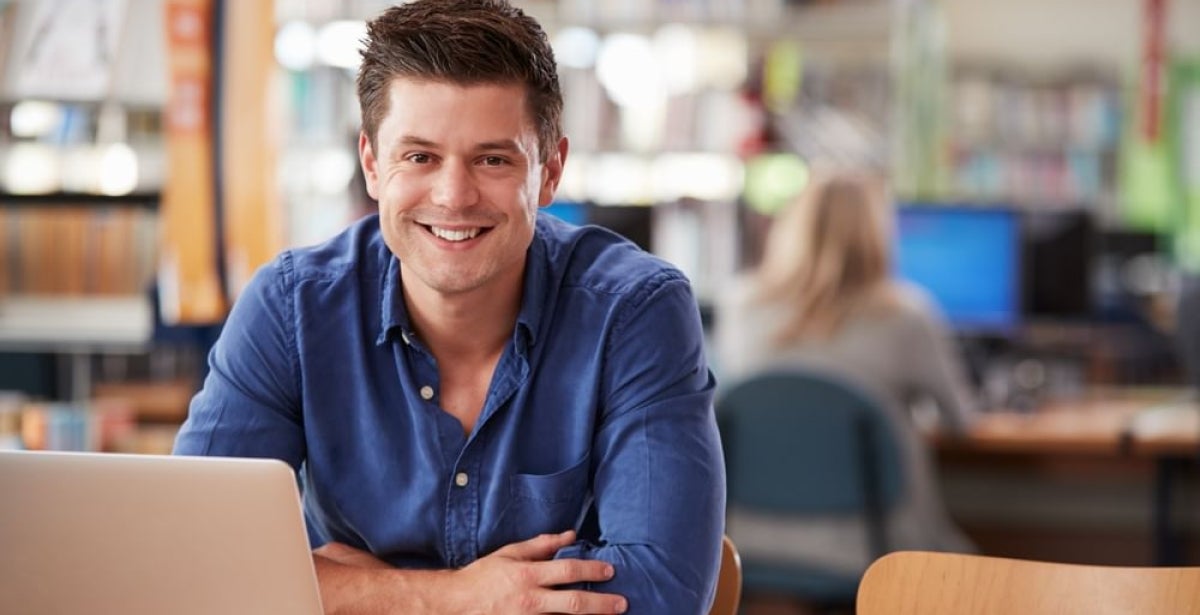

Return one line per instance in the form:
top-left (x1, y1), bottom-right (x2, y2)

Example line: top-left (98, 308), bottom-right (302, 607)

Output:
top-left (752, 170), bottom-right (895, 345)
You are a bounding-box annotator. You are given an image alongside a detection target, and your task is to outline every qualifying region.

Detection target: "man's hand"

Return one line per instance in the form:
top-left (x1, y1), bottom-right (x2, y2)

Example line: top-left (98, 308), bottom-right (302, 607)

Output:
top-left (312, 530), bottom-right (627, 614)
top-left (448, 530), bottom-right (628, 614)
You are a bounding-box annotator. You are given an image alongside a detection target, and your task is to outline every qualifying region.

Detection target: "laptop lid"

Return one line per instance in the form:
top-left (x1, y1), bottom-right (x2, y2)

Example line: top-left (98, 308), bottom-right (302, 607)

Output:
top-left (0, 451), bottom-right (323, 615)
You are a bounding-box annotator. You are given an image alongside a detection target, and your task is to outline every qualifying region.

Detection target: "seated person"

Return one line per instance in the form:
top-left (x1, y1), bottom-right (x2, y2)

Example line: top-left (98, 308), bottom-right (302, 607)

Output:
top-left (716, 169), bottom-right (979, 574)
top-left (174, 1), bottom-right (726, 612)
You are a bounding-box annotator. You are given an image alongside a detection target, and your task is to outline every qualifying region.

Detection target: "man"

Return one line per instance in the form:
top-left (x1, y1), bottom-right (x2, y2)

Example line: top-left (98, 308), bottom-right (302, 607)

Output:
top-left (173, 1), bottom-right (726, 613)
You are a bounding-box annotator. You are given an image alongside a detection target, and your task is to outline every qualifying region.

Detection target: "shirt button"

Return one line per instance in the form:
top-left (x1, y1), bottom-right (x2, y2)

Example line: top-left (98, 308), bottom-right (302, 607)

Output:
top-left (454, 472), bottom-right (469, 487)
top-left (400, 331), bottom-right (411, 345)
top-left (420, 385), bottom-right (434, 400)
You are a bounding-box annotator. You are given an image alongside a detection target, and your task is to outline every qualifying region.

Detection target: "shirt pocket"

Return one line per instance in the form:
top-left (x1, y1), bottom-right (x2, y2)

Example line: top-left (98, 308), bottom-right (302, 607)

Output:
top-left (495, 453), bottom-right (591, 547)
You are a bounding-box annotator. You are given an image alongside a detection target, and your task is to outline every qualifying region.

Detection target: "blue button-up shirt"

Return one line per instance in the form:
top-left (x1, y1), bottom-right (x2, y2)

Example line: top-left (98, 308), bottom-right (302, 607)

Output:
top-left (174, 213), bottom-right (726, 613)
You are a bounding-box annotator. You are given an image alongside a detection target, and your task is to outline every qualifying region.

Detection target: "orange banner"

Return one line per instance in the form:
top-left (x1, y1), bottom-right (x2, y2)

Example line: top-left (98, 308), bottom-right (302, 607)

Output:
top-left (1140, 0), bottom-right (1167, 141)
top-left (220, 0), bottom-right (282, 300)
top-left (159, 0), bottom-right (225, 324)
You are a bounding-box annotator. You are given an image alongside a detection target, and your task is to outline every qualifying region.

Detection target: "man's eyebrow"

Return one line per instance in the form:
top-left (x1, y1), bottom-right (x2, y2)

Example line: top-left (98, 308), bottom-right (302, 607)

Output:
top-left (395, 135), bottom-right (437, 148)
top-left (476, 139), bottom-right (523, 153)
top-left (388, 136), bottom-right (527, 159)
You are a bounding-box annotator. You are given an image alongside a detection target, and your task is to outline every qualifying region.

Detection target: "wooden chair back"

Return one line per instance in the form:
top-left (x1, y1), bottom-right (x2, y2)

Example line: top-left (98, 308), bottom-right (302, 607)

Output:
top-left (857, 550), bottom-right (1200, 615)
top-left (709, 535), bottom-right (743, 615)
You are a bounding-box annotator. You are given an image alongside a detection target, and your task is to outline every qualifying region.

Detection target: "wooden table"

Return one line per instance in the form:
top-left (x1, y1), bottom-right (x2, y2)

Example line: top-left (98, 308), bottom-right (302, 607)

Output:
top-left (932, 388), bottom-right (1200, 565)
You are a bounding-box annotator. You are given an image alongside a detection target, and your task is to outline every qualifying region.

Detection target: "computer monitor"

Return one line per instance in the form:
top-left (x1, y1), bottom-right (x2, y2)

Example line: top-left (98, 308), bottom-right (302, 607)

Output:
top-left (543, 202), bottom-right (655, 253)
top-left (1092, 228), bottom-right (1161, 321)
top-left (581, 204), bottom-right (655, 253)
top-left (543, 201), bottom-right (589, 226)
top-left (894, 205), bottom-right (1021, 334)
top-left (1021, 209), bottom-right (1095, 320)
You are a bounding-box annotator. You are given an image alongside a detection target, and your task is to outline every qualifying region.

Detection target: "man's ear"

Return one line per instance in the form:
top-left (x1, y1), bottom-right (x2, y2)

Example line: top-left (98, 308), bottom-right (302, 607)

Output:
top-left (538, 136), bottom-right (570, 207)
top-left (359, 131), bottom-right (380, 201)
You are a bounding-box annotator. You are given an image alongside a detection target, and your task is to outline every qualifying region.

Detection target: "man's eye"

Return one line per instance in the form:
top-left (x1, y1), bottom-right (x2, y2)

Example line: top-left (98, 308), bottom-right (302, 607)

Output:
top-left (482, 156), bottom-right (506, 166)
top-left (408, 153), bottom-right (431, 164)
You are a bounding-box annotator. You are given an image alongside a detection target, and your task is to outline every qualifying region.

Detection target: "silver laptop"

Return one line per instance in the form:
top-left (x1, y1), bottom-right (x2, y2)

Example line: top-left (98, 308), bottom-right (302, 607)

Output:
top-left (0, 451), bottom-right (324, 615)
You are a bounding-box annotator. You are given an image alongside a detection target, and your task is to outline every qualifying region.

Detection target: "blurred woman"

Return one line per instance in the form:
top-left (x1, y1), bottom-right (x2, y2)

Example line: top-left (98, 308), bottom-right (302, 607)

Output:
top-left (716, 169), bottom-right (979, 574)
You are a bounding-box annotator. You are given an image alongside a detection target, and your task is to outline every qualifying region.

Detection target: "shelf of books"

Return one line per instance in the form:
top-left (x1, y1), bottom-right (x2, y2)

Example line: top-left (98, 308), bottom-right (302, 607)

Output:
top-left (0, 196), bottom-right (158, 350)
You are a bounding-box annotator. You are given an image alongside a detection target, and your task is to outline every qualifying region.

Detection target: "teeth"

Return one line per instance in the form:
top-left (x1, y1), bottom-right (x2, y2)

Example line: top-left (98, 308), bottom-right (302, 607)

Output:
top-left (429, 226), bottom-right (481, 242)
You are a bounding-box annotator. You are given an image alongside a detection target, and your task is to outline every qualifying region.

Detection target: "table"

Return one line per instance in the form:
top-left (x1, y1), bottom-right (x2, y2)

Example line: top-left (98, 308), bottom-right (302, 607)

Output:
top-left (932, 388), bottom-right (1200, 565)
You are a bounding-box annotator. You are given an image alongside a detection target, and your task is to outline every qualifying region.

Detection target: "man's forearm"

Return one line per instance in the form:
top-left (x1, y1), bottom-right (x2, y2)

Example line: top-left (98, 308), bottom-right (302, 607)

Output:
top-left (313, 553), bottom-right (446, 615)
top-left (555, 541), bottom-right (716, 614)
top-left (310, 533), bottom-right (628, 615)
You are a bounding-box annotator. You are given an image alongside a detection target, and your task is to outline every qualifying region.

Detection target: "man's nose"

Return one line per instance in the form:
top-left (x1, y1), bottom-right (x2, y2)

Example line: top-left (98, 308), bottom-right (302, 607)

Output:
top-left (430, 162), bottom-right (480, 209)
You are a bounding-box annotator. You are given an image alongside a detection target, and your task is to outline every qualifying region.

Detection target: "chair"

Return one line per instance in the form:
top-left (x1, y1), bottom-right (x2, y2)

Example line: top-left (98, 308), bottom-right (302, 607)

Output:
top-left (717, 368), bottom-right (905, 610)
top-left (709, 535), bottom-right (743, 615)
top-left (857, 550), bottom-right (1200, 615)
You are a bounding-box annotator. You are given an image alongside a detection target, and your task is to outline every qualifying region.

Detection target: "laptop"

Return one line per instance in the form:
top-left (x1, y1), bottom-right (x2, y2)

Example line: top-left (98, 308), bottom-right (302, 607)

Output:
top-left (0, 450), bottom-right (324, 615)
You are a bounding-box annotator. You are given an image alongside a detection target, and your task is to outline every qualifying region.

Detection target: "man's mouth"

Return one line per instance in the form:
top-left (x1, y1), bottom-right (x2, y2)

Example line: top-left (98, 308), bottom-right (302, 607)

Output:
top-left (425, 225), bottom-right (485, 242)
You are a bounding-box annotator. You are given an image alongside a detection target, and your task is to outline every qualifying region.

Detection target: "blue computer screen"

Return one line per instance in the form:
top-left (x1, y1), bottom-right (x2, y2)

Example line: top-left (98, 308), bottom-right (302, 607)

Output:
top-left (894, 205), bottom-right (1020, 334)
top-left (543, 201), bottom-right (589, 226)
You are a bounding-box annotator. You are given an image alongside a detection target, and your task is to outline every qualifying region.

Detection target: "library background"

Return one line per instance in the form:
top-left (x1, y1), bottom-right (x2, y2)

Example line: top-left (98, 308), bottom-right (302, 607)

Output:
top-left (2, 0), bottom-right (1200, 607)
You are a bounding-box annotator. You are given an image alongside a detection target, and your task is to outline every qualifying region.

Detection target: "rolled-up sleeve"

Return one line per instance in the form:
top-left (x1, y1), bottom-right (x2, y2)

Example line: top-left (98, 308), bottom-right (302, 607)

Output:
top-left (173, 254), bottom-right (306, 468)
top-left (558, 274), bottom-right (726, 614)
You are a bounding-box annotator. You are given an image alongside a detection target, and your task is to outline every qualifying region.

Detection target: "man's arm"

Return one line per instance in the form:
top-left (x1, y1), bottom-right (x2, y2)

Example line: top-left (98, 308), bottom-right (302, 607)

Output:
top-left (173, 257), bottom-right (305, 463)
top-left (559, 275), bottom-right (727, 613)
top-left (174, 263), bottom-right (628, 614)
top-left (313, 531), bottom-right (628, 615)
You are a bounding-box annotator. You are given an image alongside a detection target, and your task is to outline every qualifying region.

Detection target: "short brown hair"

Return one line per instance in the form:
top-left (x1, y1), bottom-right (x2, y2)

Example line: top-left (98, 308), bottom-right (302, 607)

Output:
top-left (357, 0), bottom-right (563, 163)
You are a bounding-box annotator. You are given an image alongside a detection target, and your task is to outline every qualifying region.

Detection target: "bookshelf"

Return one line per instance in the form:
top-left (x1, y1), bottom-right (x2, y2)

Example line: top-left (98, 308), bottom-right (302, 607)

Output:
top-left (0, 194), bottom-right (159, 298)
top-left (0, 186), bottom-right (159, 356)
top-left (0, 189), bottom-right (160, 441)
top-left (944, 69), bottom-right (1122, 212)
top-left (553, 0), bottom-right (894, 291)
top-left (0, 77), bottom-right (170, 437)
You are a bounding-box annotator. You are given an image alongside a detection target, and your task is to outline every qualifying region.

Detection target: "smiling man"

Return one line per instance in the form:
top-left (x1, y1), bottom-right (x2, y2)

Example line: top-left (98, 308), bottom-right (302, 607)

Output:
top-left (172, 1), bottom-right (725, 613)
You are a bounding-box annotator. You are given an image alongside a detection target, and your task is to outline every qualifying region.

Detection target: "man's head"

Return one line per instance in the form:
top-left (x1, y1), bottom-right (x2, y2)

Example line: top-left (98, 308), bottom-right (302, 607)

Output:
top-left (357, 0), bottom-right (563, 164)
top-left (354, 1), bottom-right (570, 306)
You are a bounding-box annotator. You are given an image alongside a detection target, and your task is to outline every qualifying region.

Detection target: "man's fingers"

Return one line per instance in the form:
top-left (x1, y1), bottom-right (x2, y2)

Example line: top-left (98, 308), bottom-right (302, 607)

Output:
top-left (531, 558), bottom-right (616, 587)
top-left (457, 538), bottom-right (628, 614)
top-left (494, 530), bottom-right (576, 560)
top-left (537, 589), bottom-right (628, 614)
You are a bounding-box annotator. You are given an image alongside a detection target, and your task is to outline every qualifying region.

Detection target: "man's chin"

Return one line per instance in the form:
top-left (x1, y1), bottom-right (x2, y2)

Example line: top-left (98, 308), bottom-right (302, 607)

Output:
top-left (414, 270), bottom-right (487, 297)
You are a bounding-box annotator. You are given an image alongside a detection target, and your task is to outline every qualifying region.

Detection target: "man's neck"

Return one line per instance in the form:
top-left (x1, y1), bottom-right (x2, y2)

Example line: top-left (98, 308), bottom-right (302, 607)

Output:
top-left (403, 277), bottom-right (523, 362)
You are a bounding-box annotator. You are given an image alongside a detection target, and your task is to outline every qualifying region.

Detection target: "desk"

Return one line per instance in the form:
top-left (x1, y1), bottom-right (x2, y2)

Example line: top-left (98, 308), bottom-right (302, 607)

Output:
top-left (932, 389), bottom-right (1200, 565)
top-left (937, 397), bottom-right (1146, 456)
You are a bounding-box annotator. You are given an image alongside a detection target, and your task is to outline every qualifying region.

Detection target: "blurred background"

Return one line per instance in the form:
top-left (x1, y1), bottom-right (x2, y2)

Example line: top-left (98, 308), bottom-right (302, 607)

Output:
top-left (0, 0), bottom-right (1199, 610)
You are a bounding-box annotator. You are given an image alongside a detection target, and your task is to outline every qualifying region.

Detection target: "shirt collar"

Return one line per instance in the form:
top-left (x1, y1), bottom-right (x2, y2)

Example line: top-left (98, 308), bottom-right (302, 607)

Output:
top-left (377, 253), bottom-right (410, 346)
top-left (514, 224), bottom-right (550, 352)
top-left (376, 217), bottom-right (552, 352)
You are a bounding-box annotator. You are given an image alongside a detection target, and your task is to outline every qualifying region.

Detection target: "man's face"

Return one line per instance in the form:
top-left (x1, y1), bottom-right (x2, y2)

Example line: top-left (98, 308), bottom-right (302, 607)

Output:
top-left (360, 79), bottom-right (566, 300)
